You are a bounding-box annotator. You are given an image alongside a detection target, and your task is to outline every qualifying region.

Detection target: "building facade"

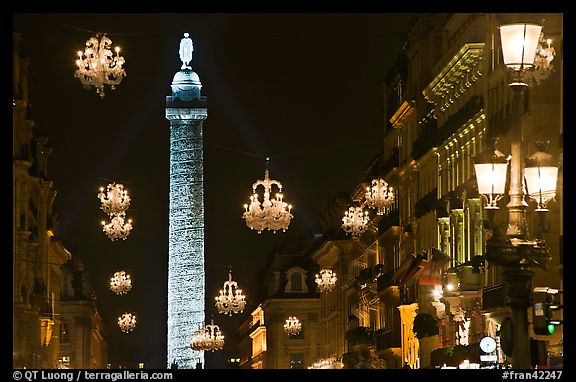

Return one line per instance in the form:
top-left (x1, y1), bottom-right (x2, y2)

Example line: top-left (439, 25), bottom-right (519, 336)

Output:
top-left (230, 13), bottom-right (562, 369)
top-left (13, 32), bottom-right (108, 369)
top-left (239, 243), bottom-right (322, 369)
top-left (305, 13), bottom-right (562, 369)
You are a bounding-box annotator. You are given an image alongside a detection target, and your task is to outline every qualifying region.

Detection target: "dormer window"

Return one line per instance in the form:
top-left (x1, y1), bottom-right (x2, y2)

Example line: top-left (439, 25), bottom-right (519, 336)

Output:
top-left (284, 267), bottom-right (308, 293)
top-left (291, 273), bottom-right (302, 291)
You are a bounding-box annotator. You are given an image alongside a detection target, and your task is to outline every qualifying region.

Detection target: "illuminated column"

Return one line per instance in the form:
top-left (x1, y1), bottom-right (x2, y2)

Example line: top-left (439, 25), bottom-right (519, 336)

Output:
top-left (165, 34), bottom-right (207, 369)
top-left (398, 303), bottom-right (419, 369)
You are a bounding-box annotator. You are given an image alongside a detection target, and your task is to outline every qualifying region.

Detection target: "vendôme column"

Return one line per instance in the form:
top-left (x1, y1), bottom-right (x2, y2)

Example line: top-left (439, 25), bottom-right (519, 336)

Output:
top-left (165, 33), bottom-right (207, 369)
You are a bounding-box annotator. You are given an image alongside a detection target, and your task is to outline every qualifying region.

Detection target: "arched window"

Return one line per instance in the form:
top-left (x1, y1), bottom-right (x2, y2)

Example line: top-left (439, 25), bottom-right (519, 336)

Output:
top-left (290, 273), bottom-right (303, 292)
top-left (284, 267), bottom-right (309, 293)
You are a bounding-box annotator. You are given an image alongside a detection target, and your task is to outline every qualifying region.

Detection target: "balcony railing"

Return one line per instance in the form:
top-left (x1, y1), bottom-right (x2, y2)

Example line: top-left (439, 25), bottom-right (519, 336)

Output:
top-left (412, 127), bottom-right (438, 161)
top-left (438, 95), bottom-right (484, 143)
top-left (345, 326), bottom-right (374, 347)
top-left (375, 329), bottom-right (401, 351)
top-left (378, 148), bottom-right (399, 176)
top-left (378, 208), bottom-right (399, 233)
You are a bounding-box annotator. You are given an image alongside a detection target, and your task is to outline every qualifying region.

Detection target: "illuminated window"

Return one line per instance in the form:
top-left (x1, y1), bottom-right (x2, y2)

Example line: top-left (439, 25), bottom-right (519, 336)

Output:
top-left (289, 353), bottom-right (305, 369)
top-left (288, 330), bottom-right (304, 340)
top-left (58, 356), bottom-right (70, 369)
top-left (60, 322), bottom-right (70, 343)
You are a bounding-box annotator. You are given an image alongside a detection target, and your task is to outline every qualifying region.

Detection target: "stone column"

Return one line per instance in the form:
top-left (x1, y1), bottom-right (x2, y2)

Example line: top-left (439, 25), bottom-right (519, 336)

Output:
top-left (165, 66), bottom-right (207, 368)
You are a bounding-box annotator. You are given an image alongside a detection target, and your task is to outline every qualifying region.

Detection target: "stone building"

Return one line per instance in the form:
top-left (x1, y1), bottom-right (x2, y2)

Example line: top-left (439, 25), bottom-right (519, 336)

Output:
top-left (239, 237), bottom-right (321, 369)
top-left (13, 32), bottom-right (108, 369)
top-left (305, 12), bottom-right (562, 369)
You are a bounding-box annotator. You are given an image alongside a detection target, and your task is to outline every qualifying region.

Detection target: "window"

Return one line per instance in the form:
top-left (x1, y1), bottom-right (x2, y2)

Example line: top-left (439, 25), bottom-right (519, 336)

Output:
top-left (288, 329), bottom-right (304, 340)
top-left (290, 273), bottom-right (302, 292)
top-left (284, 267), bottom-right (308, 293)
top-left (57, 356), bottom-right (70, 369)
top-left (289, 353), bottom-right (305, 369)
top-left (60, 322), bottom-right (70, 343)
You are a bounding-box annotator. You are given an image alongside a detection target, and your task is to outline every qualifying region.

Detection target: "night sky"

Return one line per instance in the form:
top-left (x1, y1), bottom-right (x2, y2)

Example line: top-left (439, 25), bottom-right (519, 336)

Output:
top-left (13, 13), bottom-right (420, 368)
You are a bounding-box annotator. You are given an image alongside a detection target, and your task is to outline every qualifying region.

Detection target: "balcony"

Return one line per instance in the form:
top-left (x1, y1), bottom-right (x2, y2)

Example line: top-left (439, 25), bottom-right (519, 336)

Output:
top-left (400, 285), bottom-right (418, 305)
top-left (376, 271), bottom-right (400, 305)
top-left (459, 265), bottom-right (482, 291)
top-left (375, 329), bottom-right (401, 351)
top-left (437, 95), bottom-right (484, 144)
top-left (378, 208), bottom-right (399, 234)
top-left (345, 326), bottom-right (374, 348)
top-left (412, 127), bottom-right (439, 161)
top-left (378, 148), bottom-right (399, 176)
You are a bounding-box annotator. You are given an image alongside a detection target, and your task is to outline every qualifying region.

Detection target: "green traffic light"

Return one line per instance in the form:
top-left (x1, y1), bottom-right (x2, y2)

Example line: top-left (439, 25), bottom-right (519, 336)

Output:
top-left (547, 324), bottom-right (555, 334)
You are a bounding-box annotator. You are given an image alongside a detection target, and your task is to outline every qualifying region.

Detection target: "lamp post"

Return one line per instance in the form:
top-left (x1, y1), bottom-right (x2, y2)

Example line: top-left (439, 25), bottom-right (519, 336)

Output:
top-left (474, 23), bottom-right (558, 369)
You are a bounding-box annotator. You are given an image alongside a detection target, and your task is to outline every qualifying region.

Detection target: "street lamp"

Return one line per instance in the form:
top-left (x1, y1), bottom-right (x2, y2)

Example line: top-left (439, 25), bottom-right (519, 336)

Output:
top-left (473, 22), bottom-right (558, 369)
top-left (524, 141), bottom-right (559, 212)
top-left (473, 138), bottom-right (509, 210)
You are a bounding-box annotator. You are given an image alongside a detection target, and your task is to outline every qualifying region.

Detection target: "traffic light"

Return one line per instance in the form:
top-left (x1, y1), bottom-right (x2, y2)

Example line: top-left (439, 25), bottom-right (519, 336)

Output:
top-left (532, 287), bottom-right (563, 335)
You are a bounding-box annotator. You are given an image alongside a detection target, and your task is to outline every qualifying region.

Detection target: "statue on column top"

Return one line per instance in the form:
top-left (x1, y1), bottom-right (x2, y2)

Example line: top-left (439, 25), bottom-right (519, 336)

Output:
top-left (179, 33), bottom-right (194, 70)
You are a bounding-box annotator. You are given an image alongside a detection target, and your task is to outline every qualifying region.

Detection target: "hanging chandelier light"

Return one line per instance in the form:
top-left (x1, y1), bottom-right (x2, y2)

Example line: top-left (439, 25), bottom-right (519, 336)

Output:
top-left (101, 213), bottom-right (133, 241)
top-left (109, 271), bottom-right (132, 295)
top-left (284, 316), bottom-right (302, 335)
top-left (365, 178), bottom-right (394, 215)
top-left (215, 271), bottom-right (246, 315)
top-left (190, 319), bottom-right (225, 352)
top-left (242, 158), bottom-right (293, 233)
top-left (118, 313), bottom-right (137, 333)
top-left (308, 357), bottom-right (343, 369)
top-left (341, 206), bottom-right (369, 237)
top-left (315, 268), bottom-right (337, 292)
top-left (75, 34), bottom-right (126, 98)
top-left (98, 183), bottom-right (131, 216)
top-left (526, 31), bottom-right (557, 84)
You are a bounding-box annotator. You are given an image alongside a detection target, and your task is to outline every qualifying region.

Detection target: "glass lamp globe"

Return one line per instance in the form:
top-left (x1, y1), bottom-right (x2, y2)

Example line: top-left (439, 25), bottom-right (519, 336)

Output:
top-left (499, 23), bottom-right (542, 72)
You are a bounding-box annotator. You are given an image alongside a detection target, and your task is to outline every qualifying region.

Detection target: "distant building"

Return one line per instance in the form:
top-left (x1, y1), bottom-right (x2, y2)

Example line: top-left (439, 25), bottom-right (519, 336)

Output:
top-left (59, 258), bottom-right (108, 368)
top-left (13, 32), bottom-right (107, 369)
top-left (239, 239), bottom-right (321, 369)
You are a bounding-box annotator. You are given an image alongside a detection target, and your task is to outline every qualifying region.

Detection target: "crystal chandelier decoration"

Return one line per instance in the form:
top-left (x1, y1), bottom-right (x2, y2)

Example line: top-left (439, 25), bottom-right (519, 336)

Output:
top-left (101, 213), bottom-right (133, 241)
top-left (315, 269), bottom-right (337, 292)
top-left (341, 206), bottom-right (369, 237)
top-left (242, 158), bottom-right (293, 233)
top-left (525, 31), bottom-right (556, 84)
top-left (215, 271), bottom-right (246, 315)
top-left (98, 183), bottom-right (131, 215)
top-left (98, 183), bottom-right (134, 240)
top-left (109, 271), bottom-right (132, 295)
top-left (75, 34), bottom-right (126, 98)
top-left (190, 319), bottom-right (225, 352)
top-left (284, 316), bottom-right (302, 335)
top-left (118, 313), bottom-right (137, 333)
top-left (365, 178), bottom-right (394, 215)
top-left (308, 357), bottom-right (343, 369)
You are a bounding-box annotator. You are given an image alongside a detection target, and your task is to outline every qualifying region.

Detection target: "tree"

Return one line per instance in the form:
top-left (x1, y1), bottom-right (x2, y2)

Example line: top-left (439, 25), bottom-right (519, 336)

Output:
top-left (412, 313), bottom-right (437, 339)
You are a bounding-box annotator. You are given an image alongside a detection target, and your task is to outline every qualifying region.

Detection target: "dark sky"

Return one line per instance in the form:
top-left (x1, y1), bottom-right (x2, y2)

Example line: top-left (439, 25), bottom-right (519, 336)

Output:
top-left (13, 13), bottom-right (419, 368)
